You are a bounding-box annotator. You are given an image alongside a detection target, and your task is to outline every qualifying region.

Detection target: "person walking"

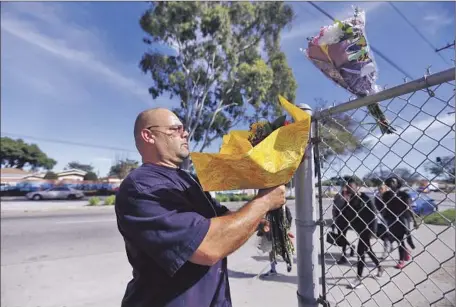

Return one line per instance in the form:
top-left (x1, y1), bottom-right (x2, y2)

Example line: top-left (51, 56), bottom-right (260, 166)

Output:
top-left (340, 178), bottom-right (384, 289)
top-left (332, 186), bottom-right (356, 264)
top-left (374, 184), bottom-right (393, 259)
top-left (382, 176), bottom-right (417, 269)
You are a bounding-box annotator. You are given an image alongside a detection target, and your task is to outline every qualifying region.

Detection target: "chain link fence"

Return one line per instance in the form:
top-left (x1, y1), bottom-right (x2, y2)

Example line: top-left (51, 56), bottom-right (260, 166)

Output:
top-left (312, 68), bottom-right (455, 307)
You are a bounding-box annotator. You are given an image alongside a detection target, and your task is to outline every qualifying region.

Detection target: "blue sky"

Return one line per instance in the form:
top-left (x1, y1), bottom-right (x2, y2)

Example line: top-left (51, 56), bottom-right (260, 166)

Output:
top-left (1, 1), bottom-right (455, 180)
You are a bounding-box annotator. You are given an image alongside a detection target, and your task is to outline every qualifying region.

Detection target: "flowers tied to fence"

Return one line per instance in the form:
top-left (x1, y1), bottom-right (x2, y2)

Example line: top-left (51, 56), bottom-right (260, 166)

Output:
top-left (303, 7), bottom-right (395, 134)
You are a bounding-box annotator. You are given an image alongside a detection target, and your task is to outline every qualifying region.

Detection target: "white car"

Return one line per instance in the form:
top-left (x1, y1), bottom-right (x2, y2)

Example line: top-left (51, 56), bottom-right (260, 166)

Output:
top-left (26, 187), bottom-right (85, 200)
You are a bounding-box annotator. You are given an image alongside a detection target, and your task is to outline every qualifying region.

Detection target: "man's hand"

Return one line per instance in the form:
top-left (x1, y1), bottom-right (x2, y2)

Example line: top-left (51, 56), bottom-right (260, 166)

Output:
top-left (256, 185), bottom-right (287, 211)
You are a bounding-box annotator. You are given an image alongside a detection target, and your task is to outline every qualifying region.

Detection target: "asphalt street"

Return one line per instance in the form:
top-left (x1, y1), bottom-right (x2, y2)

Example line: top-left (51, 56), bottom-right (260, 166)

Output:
top-left (1, 198), bottom-right (455, 307)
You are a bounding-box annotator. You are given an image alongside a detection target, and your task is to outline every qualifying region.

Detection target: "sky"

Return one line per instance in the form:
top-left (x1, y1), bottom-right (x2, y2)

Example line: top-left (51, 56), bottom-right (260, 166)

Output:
top-left (1, 1), bottom-right (455, 180)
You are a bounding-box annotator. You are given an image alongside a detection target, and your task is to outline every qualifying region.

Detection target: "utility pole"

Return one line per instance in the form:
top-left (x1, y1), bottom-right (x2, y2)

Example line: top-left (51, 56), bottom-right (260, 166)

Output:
top-left (436, 41), bottom-right (455, 53)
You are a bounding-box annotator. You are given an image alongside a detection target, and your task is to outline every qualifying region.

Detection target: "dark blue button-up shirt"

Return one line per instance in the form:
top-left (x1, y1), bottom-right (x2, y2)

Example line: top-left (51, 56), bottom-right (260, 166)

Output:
top-left (115, 163), bottom-right (232, 307)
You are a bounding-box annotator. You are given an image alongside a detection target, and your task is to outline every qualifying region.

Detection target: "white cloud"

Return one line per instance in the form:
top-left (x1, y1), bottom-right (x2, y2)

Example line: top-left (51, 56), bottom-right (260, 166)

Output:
top-left (1, 2), bottom-right (167, 176)
top-left (365, 113), bottom-right (455, 146)
top-left (423, 12), bottom-right (453, 35)
top-left (320, 113), bottom-right (455, 180)
top-left (0, 2), bottom-right (170, 106)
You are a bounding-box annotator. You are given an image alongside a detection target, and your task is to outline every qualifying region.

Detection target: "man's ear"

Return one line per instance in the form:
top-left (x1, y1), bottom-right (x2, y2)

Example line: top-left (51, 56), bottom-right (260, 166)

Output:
top-left (141, 129), bottom-right (155, 144)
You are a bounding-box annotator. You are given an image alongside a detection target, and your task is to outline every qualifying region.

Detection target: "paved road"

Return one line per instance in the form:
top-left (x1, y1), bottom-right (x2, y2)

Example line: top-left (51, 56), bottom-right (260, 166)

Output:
top-left (1, 202), bottom-right (455, 307)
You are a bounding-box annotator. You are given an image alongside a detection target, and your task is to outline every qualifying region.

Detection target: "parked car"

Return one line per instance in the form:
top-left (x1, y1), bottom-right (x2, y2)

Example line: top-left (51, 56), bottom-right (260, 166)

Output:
top-left (408, 190), bottom-right (438, 216)
top-left (1, 183), bottom-right (13, 192)
top-left (26, 186), bottom-right (85, 200)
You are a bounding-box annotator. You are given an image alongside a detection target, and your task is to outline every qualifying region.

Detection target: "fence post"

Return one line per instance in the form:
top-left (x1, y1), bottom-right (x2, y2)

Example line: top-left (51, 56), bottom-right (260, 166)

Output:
top-left (295, 104), bottom-right (319, 307)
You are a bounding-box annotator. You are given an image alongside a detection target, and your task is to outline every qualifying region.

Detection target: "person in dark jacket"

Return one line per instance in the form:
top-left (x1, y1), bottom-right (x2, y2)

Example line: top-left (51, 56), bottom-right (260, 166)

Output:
top-left (374, 184), bottom-right (393, 259)
top-left (382, 176), bottom-right (417, 269)
top-left (340, 178), bottom-right (384, 289)
top-left (332, 189), bottom-right (355, 264)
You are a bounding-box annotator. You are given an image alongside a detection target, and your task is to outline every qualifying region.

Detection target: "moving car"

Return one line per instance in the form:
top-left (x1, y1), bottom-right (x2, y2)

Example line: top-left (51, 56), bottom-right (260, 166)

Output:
top-left (26, 186), bottom-right (85, 200)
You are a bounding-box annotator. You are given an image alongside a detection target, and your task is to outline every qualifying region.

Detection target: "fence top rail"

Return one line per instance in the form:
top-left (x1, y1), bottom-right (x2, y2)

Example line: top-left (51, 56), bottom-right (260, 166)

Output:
top-left (313, 68), bottom-right (455, 120)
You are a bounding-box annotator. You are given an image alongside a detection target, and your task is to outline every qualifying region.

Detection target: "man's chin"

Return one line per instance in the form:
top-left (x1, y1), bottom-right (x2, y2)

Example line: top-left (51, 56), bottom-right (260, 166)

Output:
top-left (178, 151), bottom-right (190, 161)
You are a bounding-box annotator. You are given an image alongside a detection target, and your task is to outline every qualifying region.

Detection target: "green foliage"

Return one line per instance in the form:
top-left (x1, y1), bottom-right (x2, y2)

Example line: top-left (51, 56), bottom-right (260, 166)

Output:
top-left (139, 2), bottom-right (297, 153)
top-left (321, 175), bottom-right (363, 187)
top-left (83, 171), bottom-right (98, 181)
top-left (314, 99), bottom-right (367, 167)
top-left (215, 193), bottom-right (252, 202)
top-left (423, 209), bottom-right (455, 226)
top-left (88, 197), bottom-right (101, 206)
top-left (104, 195), bottom-right (116, 206)
top-left (0, 137), bottom-right (57, 170)
top-left (44, 171), bottom-right (58, 180)
top-left (66, 161), bottom-right (94, 173)
top-left (363, 167), bottom-right (421, 186)
top-left (109, 159), bottom-right (139, 179)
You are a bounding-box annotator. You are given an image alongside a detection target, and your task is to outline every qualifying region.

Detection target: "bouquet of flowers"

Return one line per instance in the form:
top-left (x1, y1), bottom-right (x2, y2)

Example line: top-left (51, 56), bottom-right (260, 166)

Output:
top-left (249, 116), bottom-right (295, 272)
top-left (303, 7), bottom-right (395, 134)
top-left (190, 95), bottom-right (311, 192)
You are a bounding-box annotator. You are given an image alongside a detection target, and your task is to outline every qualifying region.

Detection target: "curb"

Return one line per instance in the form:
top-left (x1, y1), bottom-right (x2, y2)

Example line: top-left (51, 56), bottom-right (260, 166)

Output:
top-left (1, 205), bottom-right (115, 213)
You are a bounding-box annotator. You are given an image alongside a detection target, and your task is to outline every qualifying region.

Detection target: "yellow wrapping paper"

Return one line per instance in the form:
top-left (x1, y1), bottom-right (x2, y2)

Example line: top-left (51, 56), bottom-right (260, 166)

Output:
top-left (190, 95), bottom-right (311, 191)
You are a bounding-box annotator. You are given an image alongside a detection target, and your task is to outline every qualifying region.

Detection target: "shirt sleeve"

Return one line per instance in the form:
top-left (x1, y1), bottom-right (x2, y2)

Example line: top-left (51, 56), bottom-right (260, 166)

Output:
top-left (116, 184), bottom-right (210, 277)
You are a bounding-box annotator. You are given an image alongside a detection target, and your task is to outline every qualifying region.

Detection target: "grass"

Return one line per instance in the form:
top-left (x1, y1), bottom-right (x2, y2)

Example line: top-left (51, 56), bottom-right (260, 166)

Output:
top-left (423, 209), bottom-right (455, 226)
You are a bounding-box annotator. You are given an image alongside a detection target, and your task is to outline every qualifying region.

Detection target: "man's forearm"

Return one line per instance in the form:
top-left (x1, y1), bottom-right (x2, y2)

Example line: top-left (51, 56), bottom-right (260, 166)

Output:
top-left (196, 198), bottom-right (270, 263)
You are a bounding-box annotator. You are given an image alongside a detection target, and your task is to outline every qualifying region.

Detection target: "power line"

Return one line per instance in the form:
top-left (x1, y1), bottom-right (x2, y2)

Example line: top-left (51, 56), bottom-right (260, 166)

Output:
top-left (1, 132), bottom-right (137, 153)
top-left (388, 3), bottom-right (450, 65)
top-left (307, 1), bottom-right (413, 79)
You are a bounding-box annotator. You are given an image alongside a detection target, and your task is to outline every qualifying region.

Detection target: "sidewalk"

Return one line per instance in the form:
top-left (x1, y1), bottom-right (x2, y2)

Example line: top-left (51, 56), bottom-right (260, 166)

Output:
top-left (0, 200), bottom-right (108, 213)
top-left (229, 222), bottom-right (454, 307)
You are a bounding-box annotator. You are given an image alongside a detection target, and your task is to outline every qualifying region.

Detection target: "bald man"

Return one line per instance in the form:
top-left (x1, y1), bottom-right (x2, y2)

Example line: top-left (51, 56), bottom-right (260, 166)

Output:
top-left (115, 108), bottom-right (287, 307)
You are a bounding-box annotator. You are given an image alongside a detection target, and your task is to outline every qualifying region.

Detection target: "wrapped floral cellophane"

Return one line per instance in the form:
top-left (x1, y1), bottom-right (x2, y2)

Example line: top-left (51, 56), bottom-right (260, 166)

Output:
top-left (304, 7), bottom-right (395, 134)
top-left (190, 95), bottom-right (311, 192)
top-left (304, 8), bottom-right (380, 97)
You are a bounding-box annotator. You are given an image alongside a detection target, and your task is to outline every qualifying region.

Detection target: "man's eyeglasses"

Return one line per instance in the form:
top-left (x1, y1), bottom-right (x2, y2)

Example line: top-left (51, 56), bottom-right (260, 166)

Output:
top-left (146, 125), bottom-right (186, 136)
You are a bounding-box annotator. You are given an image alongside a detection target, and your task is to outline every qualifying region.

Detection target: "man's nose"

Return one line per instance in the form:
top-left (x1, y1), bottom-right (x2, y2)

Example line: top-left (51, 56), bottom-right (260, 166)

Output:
top-left (182, 129), bottom-right (189, 138)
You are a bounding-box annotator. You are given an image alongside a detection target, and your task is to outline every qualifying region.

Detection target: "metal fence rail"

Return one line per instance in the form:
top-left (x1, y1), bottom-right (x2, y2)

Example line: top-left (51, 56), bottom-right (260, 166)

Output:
top-left (297, 67), bottom-right (455, 307)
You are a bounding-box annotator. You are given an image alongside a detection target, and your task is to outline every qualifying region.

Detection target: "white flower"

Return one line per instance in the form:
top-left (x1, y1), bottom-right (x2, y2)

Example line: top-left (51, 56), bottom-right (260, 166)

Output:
top-left (317, 23), bottom-right (344, 46)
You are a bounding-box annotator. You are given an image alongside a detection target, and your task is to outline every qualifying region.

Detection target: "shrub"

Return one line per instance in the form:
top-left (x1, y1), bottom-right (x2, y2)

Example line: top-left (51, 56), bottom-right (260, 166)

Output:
top-left (44, 171), bottom-right (58, 180)
top-left (216, 194), bottom-right (229, 203)
top-left (215, 193), bottom-right (253, 202)
top-left (84, 172), bottom-right (98, 181)
top-left (104, 195), bottom-right (116, 206)
top-left (88, 197), bottom-right (101, 206)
